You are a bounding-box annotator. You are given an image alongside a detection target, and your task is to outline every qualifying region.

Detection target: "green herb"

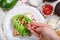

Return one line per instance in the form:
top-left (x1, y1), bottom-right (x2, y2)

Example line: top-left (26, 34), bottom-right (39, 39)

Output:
top-left (1, 0), bottom-right (18, 10)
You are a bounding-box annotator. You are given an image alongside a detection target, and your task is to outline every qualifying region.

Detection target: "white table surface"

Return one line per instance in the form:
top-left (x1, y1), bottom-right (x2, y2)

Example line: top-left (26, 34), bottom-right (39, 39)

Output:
top-left (0, 8), bottom-right (6, 40)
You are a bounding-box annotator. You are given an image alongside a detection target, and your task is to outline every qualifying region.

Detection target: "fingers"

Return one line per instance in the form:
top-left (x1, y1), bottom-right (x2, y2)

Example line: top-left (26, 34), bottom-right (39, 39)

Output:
top-left (30, 22), bottom-right (45, 30)
top-left (34, 27), bottom-right (42, 32)
top-left (31, 22), bottom-right (45, 27)
top-left (27, 22), bottom-right (45, 34)
top-left (28, 24), bottom-right (40, 37)
top-left (27, 24), bottom-right (36, 30)
top-left (39, 32), bottom-right (44, 39)
top-left (30, 29), bottom-right (40, 37)
top-left (28, 26), bottom-right (40, 37)
top-left (30, 22), bottom-right (45, 32)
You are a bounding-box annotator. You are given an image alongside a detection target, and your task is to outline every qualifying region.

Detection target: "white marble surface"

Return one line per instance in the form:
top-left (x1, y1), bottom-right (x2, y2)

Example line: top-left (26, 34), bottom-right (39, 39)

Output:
top-left (0, 8), bottom-right (6, 40)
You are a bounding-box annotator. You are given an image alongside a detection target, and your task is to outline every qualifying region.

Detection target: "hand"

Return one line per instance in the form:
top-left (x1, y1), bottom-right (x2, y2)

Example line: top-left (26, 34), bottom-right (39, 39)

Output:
top-left (28, 22), bottom-right (60, 40)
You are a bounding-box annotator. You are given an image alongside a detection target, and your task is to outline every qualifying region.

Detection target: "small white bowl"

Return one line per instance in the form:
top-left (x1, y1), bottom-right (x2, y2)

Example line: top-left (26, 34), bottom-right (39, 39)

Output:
top-left (28, 0), bottom-right (43, 7)
top-left (47, 15), bottom-right (60, 29)
top-left (40, 3), bottom-right (54, 17)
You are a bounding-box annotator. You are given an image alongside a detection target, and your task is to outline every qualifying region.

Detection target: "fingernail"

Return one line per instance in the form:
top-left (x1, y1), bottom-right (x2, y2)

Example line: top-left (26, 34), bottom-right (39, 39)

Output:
top-left (31, 27), bottom-right (35, 30)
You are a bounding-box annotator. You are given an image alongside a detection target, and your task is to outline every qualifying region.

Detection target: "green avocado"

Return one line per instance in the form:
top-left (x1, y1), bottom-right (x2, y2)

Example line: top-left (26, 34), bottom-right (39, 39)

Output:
top-left (12, 14), bottom-right (32, 36)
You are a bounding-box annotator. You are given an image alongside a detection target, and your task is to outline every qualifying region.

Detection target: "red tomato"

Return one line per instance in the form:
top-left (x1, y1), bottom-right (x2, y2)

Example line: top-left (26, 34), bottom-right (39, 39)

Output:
top-left (42, 4), bottom-right (53, 15)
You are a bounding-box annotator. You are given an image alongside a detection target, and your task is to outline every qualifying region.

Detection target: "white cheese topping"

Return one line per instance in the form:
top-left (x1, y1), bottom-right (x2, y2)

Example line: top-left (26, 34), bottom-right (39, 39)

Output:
top-left (24, 12), bottom-right (33, 19)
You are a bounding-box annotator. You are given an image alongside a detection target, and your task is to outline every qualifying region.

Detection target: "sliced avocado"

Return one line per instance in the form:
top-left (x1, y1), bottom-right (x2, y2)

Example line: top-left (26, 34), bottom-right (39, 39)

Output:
top-left (12, 14), bottom-right (32, 36)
